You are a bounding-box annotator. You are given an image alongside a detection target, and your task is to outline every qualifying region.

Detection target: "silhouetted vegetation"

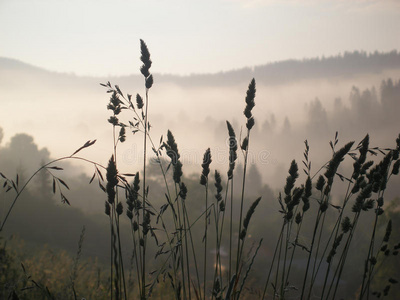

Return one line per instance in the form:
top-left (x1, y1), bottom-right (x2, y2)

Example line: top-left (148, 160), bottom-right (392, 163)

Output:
top-left (1, 42), bottom-right (400, 300)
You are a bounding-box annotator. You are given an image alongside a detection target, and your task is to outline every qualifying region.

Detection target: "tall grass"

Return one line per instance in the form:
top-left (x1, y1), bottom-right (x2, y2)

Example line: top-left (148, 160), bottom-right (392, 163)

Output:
top-left (1, 39), bottom-right (399, 299)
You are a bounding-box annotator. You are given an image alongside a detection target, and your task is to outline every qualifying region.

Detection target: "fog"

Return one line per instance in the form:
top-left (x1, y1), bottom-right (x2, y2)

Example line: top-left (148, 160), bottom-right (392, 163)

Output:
top-left (1, 53), bottom-right (400, 189)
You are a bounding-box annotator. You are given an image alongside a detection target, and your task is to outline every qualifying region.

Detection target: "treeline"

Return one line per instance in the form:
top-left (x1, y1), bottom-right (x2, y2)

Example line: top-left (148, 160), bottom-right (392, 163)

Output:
top-left (158, 50), bottom-right (400, 86)
top-left (1, 50), bottom-right (400, 87)
top-left (256, 78), bottom-right (400, 136)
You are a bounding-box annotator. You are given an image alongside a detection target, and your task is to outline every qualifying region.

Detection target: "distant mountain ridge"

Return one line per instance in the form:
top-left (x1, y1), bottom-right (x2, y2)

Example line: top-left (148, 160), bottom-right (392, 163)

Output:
top-left (1, 50), bottom-right (400, 86)
top-left (0, 57), bottom-right (47, 72)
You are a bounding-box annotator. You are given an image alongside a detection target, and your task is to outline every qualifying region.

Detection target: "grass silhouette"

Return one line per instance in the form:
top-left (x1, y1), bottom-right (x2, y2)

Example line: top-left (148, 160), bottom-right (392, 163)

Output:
top-left (1, 40), bottom-right (400, 300)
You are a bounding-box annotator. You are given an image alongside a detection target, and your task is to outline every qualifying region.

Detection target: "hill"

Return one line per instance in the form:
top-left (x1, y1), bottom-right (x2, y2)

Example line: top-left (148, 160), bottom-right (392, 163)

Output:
top-left (2, 50), bottom-right (400, 87)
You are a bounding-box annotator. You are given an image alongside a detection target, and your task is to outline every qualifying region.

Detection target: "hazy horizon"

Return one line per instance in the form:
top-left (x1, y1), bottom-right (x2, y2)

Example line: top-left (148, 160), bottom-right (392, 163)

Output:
top-left (3, 49), bottom-right (399, 78)
top-left (1, 53), bottom-right (400, 190)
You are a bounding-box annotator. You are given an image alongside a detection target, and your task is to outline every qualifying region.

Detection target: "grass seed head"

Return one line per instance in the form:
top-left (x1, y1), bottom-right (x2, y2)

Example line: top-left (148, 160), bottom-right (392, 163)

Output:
top-left (106, 156), bottom-right (118, 185)
top-left (105, 201), bottom-right (111, 216)
top-left (246, 117), bottom-right (255, 130)
top-left (320, 201), bottom-right (328, 213)
top-left (200, 148), bottom-right (212, 185)
top-left (316, 175), bottom-right (325, 191)
top-left (165, 130), bottom-right (180, 164)
top-left (226, 121), bottom-right (238, 179)
top-left (140, 39), bottom-right (152, 78)
top-left (108, 116), bottom-right (119, 126)
top-left (241, 137), bottom-right (249, 151)
top-left (106, 156), bottom-right (118, 204)
top-left (145, 74), bottom-right (154, 89)
top-left (116, 202), bottom-right (123, 215)
top-left (240, 197), bottom-right (262, 240)
top-left (290, 187), bottom-right (304, 208)
top-left (295, 212), bottom-right (302, 224)
top-left (132, 173), bottom-right (140, 196)
top-left (325, 141), bottom-right (354, 184)
top-left (284, 160), bottom-right (298, 196)
top-left (341, 216), bottom-right (352, 233)
top-left (214, 170), bottom-right (223, 201)
top-left (304, 176), bottom-right (312, 198)
top-left (358, 134), bottom-right (369, 165)
top-left (119, 126), bottom-right (126, 143)
top-left (143, 211), bottom-right (151, 235)
top-left (173, 161), bottom-right (183, 184)
top-left (243, 78), bottom-right (256, 119)
top-left (180, 182), bottom-right (187, 200)
top-left (133, 221), bottom-right (139, 232)
top-left (136, 94), bottom-right (144, 109)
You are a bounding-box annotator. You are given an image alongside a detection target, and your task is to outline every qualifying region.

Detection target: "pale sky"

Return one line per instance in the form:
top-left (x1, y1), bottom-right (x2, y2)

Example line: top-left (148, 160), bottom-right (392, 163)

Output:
top-left (1, 0), bottom-right (400, 76)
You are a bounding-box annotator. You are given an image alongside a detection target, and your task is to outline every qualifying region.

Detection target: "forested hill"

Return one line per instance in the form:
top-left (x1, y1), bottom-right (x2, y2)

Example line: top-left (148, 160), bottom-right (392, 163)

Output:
top-left (168, 50), bottom-right (400, 86)
top-left (1, 50), bottom-right (400, 87)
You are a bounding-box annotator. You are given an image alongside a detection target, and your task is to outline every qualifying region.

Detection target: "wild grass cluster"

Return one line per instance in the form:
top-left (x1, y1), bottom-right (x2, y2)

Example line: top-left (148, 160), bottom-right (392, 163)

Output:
top-left (1, 40), bottom-right (400, 299)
